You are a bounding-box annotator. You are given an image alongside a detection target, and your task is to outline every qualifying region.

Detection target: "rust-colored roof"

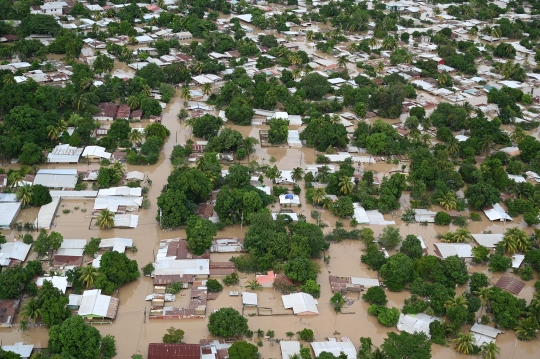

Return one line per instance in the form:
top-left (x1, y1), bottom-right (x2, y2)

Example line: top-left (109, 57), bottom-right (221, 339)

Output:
top-left (153, 274), bottom-right (196, 285)
top-left (256, 271), bottom-right (275, 284)
top-left (116, 104), bottom-right (131, 119)
top-left (197, 203), bottom-right (214, 219)
top-left (0, 299), bottom-right (19, 325)
top-left (130, 109), bottom-right (143, 118)
top-left (96, 103), bottom-right (119, 118)
top-left (53, 255), bottom-right (83, 267)
top-left (107, 297), bottom-right (119, 319)
top-left (495, 276), bottom-right (525, 295)
top-left (148, 343), bottom-right (201, 359)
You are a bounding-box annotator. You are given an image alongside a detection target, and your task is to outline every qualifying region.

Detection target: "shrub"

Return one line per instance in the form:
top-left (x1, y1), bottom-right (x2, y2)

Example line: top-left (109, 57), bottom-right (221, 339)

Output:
top-left (362, 286), bottom-right (387, 305)
top-left (223, 272), bottom-right (240, 286)
top-left (142, 263), bottom-right (154, 276)
top-left (434, 212), bottom-right (451, 225)
top-left (206, 279), bottom-right (224, 293)
top-left (368, 305), bottom-right (400, 327)
top-left (520, 266), bottom-right (534, 281)
top-left (452, 216), bottom-right (468, 227)
top-left (166, 282), bottom-right (183, 294)
top-left (470, 213), bottom-right (481, 221)
top-left (298, 328), bottom-right (314, 342)
top-left (300, 279), bottom-right (321, 298)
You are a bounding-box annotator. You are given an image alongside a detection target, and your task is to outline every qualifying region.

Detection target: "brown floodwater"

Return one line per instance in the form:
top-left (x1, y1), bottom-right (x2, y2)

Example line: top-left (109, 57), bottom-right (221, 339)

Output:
top-left (3, 27), bottom-right (540, 359)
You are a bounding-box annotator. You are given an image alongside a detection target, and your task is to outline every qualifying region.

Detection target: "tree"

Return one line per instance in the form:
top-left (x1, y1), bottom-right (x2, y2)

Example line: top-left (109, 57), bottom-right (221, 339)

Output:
top-left (481, 342), bottom-right (500, 359)
top-left (434, 212), bottom-right (451, 225)
top-left (268, 118), bottom-right (289, 144)
top-left (283, 257), bottom-right (320, 283)
top-left (515, 317), bottom-right (538, 341)
top-left (362, 286), bottom-right (387, 305)
top-left (49, 316), bottom-right (102, 359)
top-left (454, 333), bottom-right (475, 354)
top-left (298, 73), bottom-right (331, 100)
top-left (399, 235), bottom-right (423, 260)
top-left (129, 129), bottom-right (143, 145)
top-left (29, 184), bottom-right (52, 206)
top-left (378, 226), bottom-right (402, 250)
top-left (381, 332), bottom-right (431, 359)
top-left (162, 327), bottom-right (185, 343)
top-left (437, 192), bottom-right (457, 210)
top-left (192, 114), bottom-right (223, 140)
top-left (95, 251), bottom-right (139, 294)
top-left (300, 279), bottom-right (321, 298)
top-left (79, 266), bottom-right (98, 289)
top-left (240, 137), bottom-right (259, 162)
top-left (380, 253), bottom-right (415, 291)
top-left (19, 142), bottom-right (44, 165)
top-left (503, 227), bottom-right (529, 253)
top-left (16, 184), bottom-right (33, 207)
top-left (330, 292), bottom-right (345, 312)
top-left (228, 341), bottom-right (258, 359)
top-left (469, 273), bottom-right (489, 293)
top-left (206, 279), bottom-right (223, 293)
top-left (292, 167), bottom-right (304, 184)
top-left (338, 176), bottom-right (353, 195)
top-left (186, 216), bottom-right (217, 255)
top-left (208, 308), bottom-right (249, 337)
top-left (96, 209), bottom-right (115, 229)
top-left (36, 280), bottom-right (70, 328)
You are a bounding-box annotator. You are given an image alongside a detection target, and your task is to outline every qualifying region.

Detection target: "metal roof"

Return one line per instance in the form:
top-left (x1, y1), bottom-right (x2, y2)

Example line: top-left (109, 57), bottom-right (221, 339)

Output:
top-left (484, 203), bottom-right (512, 222)
top-left (60, 239), bottom-right (87, 249)
top-left (242, 292), bottom-right (258, 306)
top-left (0, 202), bottom-right (21, 228)
top-left (470, 323), bottom-right (504, 339)
top-left (126, 171), bottom-right (145, 181)
top-left (282, 292), bottom-right (319, 315)
top-left (397, 313), bottom-right (442, 338)
top-left (471, 233), bottom-right (503, 248)
top-left (512, 254), bottom-right (525, 269)
top-left (35, 197), bottom-right (60, 229)
top-left (280, 341), bottom-right (301, 359)
top-left (78, 289), bottom-right (118, 318)
top-left (0, 242), bottom-right (31, 262)
top-left (350, 277), bottom-right (380, 287)
top-left (36, 276), bottom-right (68, 294)
top-left (434, 243), bottom-right (473, 258)
top-left (82, 146), bottom-right (111, 159)
top-left (99, 238), bottom-right (133, 249)
top-left (148, 343), bottom-right (201, 359)
top-left (495, 276), bottom-right (525, 295)
top-left (311, 339), bottom-right (356, 359)
top-left (154, 259), bottom-right (210, 276)
top-left (113, 214), bottom-right (138, 228)
top-left (94, 196), bottom-right (143, 212)
top-left (97, 186), bottom-right (142, 197)
top-left (34, 170), bottom-right (77, 188)
top-left (47, 144), bottom-right (83, 163)
top-left (1, 342), bottom-right (34, 358)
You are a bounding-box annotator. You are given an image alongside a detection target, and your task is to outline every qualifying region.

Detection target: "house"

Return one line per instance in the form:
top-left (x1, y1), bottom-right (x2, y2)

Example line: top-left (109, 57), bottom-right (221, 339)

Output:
top-left (495, 276), bottom-right (525, 295)
top-left (282, 292), bottom-right (319, 315)
top-left (483, 203), bottom-right (512, 222)
top-left (116, 104), bottom-right (131, 119)
top-left (0, 202), bottom-right (22, 230)
top-left (311, 338), bottom-right (356, 359)
top-left (76, 289), bottom-right (119, 322)
top-left (0, 241), bottom-right (30, 266)
top-left (93, 196), bottom-right (143, 213)
top-left (434, 243), bottom-right (473, 259)
top-left (99, 237), bottom-right (133, 253)
top-left (280, 341), bottom-right (301, 359)
top-left (175, 32), bottom-right (193, 40)
top-left (47, 144), bottom-right (83, 163)
top-left (36, 276), bottom-right (68, 293)
top-left (148, 343), bottom-right (201, 359)
top-left (0, 299), bottom-right (19, 328)
top-left (397, 313), bottom-right (443, 338)
top-left (153, 259), bottom-right (210, 279)
top-left (34, 169), bottom-right (77, 189)
top-left (130, 109), bottom-right (143, 121)
top-left (256, 271), bottom-right (275, 288)
top-left (32, 1), bottom-right (68, 15)
top-left (242, 292), bottom-right (258, 307)
top-left (471, 233), bottom-right (503, 248)
top-left (53, 239), bottom-right (86, 267)
top-left (98, 187), bottom-right (142, 197)
top-left (113, 214), bottom-right (139, 228)
top-left (279, 194), bottom-right (301, 205)
top-left (82, 146), bottom-right (112, 162)
top-left (93, 103), bottom-right (119, 121)
top-left (329, 276), bottom-right (380, 293)
top-left (126, 171), bottom-right (145, 181)
top-left (1, 342), bottom-right (34, 359)
top-left (470, 323), bottom-right (504, 346)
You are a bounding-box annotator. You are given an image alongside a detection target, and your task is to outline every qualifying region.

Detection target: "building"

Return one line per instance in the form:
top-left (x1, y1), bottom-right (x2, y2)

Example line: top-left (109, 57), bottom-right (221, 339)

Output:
top-left (99, 237), bottom-right (133, 253)
top-left (311, 338), bottom-right (356, 359)
top-left (280, 341), bottom-right (301, 359)
top-left (76, 289), bottom-right (119, 322)
top-left (97, 186), bottom-right (142, 197)
top-left (0, 202), bottom-right (22, 230)
top-left (47, 144), bottom-right (83, 163)
top-left (36, 276), bottom-right (68, 293)
top-left (32, 1), bottom-right (68, 15)
top-left (434, 243), bottom-right (473, 259)
top-left (282, 292), bottom-right (319, 315)
top-left (397, 313), bottom-right (442, 338)
top-left (470, 323), bottom-right (504, 346)
top-left (113, 214), bottom-right (139, 228)
top-left (93, 103), bottom-right (119, 121)
top-left (0, 299), bottom-right (20, 328)
top-left (34, 169), bottom-right (77, 189)
top-left (471, 233), bottom-right (503, 248)
top-left (116, 104), bottom-right (131, 119)
top-left (256, 271), bottom-right (275, 287)
top-left (148, 343), bottom-right (201, 359)
top-left (154, 259), bottom-right (210, 279)
top-left (94, 196), bottom-right (143, 213)
top-left (242, 292), bottom-right (258, 307)
top-left (53, 239), bottom-right (86, 267)
top-left (82, 146), bottom-right (112, 162)
top-left (1, 342), bottom-right (34, 359)
top-left (0, 241), bottom-right (31, 266)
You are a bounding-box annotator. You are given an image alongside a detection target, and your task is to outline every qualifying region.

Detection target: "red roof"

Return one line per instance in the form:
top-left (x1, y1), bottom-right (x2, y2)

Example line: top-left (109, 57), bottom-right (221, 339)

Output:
top-left (148, 343), bottom-right (201, 359)
top-left (256, 271), bottom-right (275, 284)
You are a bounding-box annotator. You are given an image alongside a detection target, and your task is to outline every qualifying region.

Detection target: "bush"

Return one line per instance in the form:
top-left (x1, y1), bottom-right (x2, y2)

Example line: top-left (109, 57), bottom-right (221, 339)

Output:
top-left (298, 328), bottom-right (314, 342)
top-left (166, 282), bottom-right (183, 294)
top-left (300, 279), bottom-right (321, 298)
top-left (207, 279), bottom-right (224, 293)
top-left (470, 213), bottom-right (481, 221)
top-left (378, 226), bottom-right (402, 249)
top-left (362, 286), bottom-right (387, 305)
top-left (142, 263), bottom-right (154, 276)
top-left (368, 305), bottom-right (400, 327)
top-left (489, 254), bottom-right (512, 272)
top-left (223, 272), bottom-right (240, 286)
top-left (520, 266), bottom-right (534, 281)
top-left (452, 216), bottom-right (468, 227)
top-left (434, 212), bottom-right (451, 225)
top-left (402, 294), bottom-right (428, 314)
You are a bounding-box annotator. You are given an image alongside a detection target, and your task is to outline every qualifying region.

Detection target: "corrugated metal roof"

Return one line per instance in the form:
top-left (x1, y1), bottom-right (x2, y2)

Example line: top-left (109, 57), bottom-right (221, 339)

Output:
top-left (99, 238), bottom-right (133, 249)
top-left (397, 313), bottom-right (442, 338)
top-left (0, 202), bottom-right (21, 228)
top-left (242, 292), bottom-right (258, 306)
top-left (36, 276), bottom-right (68, 293)
top-left (154, 259), bottom-right (210, 276)
top-left (1, 342), bottom-right (34, 358)
top-left (78, 289), bottom-right (113, 318)
top-left (35, 197), bottom-right (60, 229)
top-left (282, 292), bottom-right (319, 315)
top-left (0, 242), bottom-right (31, 262)
top-left (148, 343), bottom-right (201, 359)
top-left (60, 239), bottom-right (87, 249)
top-left (280, 341), bottom-right (301, 359)
top-left (56, 248), bottom-right (84, 256)
top-left (350, 277), bottom-right (380, 287)
top-left (434, 243), bottom-right (473, 258)
top-left (97, 186), bottom-right (142, 197)
top-left (470, 323), bottom-right (504, 339)
top-left (495, 276), bottom-right (525, 295)
top-left (311, 339), bottom-right (356, 359)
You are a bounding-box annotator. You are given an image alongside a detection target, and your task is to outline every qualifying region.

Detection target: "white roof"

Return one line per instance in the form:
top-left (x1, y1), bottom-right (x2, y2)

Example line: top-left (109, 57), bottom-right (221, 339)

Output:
top-left (353, 203), bottom-right (369, 224)
top-left (324, 152), bottom-right (352, 162)
top-left (60, 239), bottom-right (87, 249)
top-left (99, 238), bottom-right (133, 249)
top-left (512, 254), bottom-right (525, 269)
top-left (280, 341), bottom-right (301, 359)
top-left (126, 171), bottom-right (145, 181)
top-left (35, 197), bottom-right (60, 229)
top-left (397, 313), bottom-right (442, 338)
top-left (311, 339), bottom-right (356, 359)
top-left (1, 343), bottom-right (34, 358)
top-left (471, 233), bottom-right (503, 248)
top-left (275, 170), bottom-right (294, 184)
top-left (434, 243), bottom-right (473, 258)
top-left (78, 289), bottom-right (111, 317)
top-left (242, 292), bottom-right (258, 306)
top-left (0, 202), bottom-right (21, 228)
top-left (279, 194), bottom-right (301, 205)
top-left (34, 169), bottom-right (77, 188)
top-left (272, 213), bottom-right (298, 221)
top-left (350, 277), bottom-right (380, 287)
top-left (56, 248), bottom-right (84, 256)
top-left (365, 210), bottom-right (395, 225)
top-left (36, 276), bottom-right (68, 293)
top-left (272, 111), bottom-right (289, 120)
top-left (82, 146), bottom-right (112, 160)
top-left (255, 186), bottom-right (271, 195)
top-left (470, 323), bottom-right (504, 339)
top-left (282, 292), bottom-right (319, 315)
top-left (47, 144), bottom-right (83, 163)
top-left (508, 174), bottom-right (525, 183)
top-left (114, 214), bottom-right (138, 228)
top-left (0, 241), bottom-right (31, 264)
top-left (154, 259), bottom-right (210, 275)
top-left (484, 203), bottom-right (512, 222)
top-left (287, 130), bottom-right (302, 147)
top-left (94, 196), bottom-right (143, 212)
top-left (0, 194), bottom-right (17, 202)
top-left (414, 209), bottom-right (437, 223)
top-left (97, 186), bottom-right (142, 197)
top-left (234, 14), bottom-right (252, 22)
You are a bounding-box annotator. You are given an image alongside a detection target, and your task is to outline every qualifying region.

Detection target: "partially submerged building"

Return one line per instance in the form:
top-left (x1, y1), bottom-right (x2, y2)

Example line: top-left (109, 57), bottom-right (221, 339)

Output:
top-left (72, 289), bottom-right (119, 323)
top-left (0, 241), bottom-right (31, 267)
top-left (282, 292), bottom-right (319, 315)
top-left (311, 338), bottom-right (356, 359)
top-left (397, 313), bottom-right (443, 338)
top-left (0, 202), bottom-right (22, 230)
top-left (470, 323), bottom-right (504, 346)
top-left (34, 169), bottom-right (77, 189)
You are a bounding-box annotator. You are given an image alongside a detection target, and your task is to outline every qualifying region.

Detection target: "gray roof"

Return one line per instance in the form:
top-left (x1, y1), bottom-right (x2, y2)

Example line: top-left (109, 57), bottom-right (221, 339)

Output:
top-left (0, 242), bottom-right (31, 264)
top-left (34, 170), bottom-right (77, 188)
top-left (280, 341), bottom-right (301, 359)
top-left (1, 343), bottom-right (34, 359)
top-left (0, 202), bottom-right (21, 228)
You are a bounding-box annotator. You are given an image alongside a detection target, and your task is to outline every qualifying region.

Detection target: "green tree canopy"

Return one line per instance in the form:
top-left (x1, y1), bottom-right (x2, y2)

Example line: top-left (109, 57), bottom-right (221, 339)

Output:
top-left (48, 315), bottom-right (102, 359)
top-left (207, 308), bottom-right (249, 337)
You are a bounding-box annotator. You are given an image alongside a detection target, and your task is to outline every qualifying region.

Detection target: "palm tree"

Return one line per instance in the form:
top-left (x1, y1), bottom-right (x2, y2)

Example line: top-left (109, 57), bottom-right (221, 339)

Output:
top-left (348, 43), bottom-right (357, 53)
top-left (72, 94), bottom-right (87, 112)
top-left (499, 234), bottom-right (518, 255)
top-left (444, 295), bottom-right (468, 310)
top-left (292, 67), bottom-right (302, 80)
top-left (437, 73), bottom-right (450, 86)
top-left (447, 139), bottom-right (460, 155)
top-left (305, 30), bottom-right (314, 42)
top-left (504, 227), bottom-right (530, 253)
top-left (180, 86), bottom-right (192, 102)
top-left (79, 266), bottom-right (98, 289)
top-left (141, 84), bottom-right (151, 97)
top-left (240, 137), bottom-right (259, 163)
top-left (515, 317), bottom-right (538, 341)
top-left (375, 61), bottom-right (385, 75)
top-left (468, 27), bottom-right (478, 36)
top-left (129, 129), bottom-right (143, 145)
top-left (453, 228), bottom-right (472, 243)
top-left (3, 73), bottom-right (15, 85)
top-left (16, 184), bottom-right (33, 208)
top-left (337, 55), bottom-right (348, 68)
top-left (127, 95), bottom-right (140, 109)
top-left (474, 287), bottom-right (492, 314)
top-left (481, 136), bottom-right (494, 155)
top-left (22, 298), bottom-right (40, 323)
top-left (401, 209), bottom-right (416, 226)
top-left (368, 37), bottom-right (378, 50)
top-left (312, 188), bottom-right (327, 207)
top-left (491, 27), bottom-right (502, 38)
top-left (112, 162), bottom-right (125, 179)
top-left (338, 176), bottom-right (353, 195)
top-left (437, 192), bottom-right (457, 210)
top-left (195, 156), bottom-right (206, 171)
top-left (454, 333), bottom-right (475, 354)
top-left (96, 208), bottom-right (115, 229)
top-left (47, 124), bottom-right (60, 141)
top-left (481, 342), bottom-right (500, 359)
top-left (292, 167), bottom-right (304, 184)
top-left (317, 165), bottom-right (331, 183)
top-left (8, 171), bottom-right (23, 189)
top-left (381, 36), bottom-right (396, 50)
top-left (202, 83), bottom-right (213, 96)
top-left (510, 127), bottom-right (526, 144)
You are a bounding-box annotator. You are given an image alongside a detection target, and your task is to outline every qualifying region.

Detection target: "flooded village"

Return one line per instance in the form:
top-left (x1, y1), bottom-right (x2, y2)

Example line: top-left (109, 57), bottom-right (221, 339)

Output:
top-left (1, 0), bottom-right (540, 359)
